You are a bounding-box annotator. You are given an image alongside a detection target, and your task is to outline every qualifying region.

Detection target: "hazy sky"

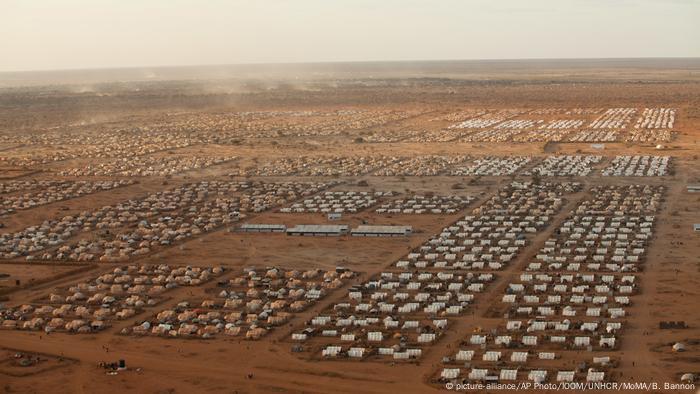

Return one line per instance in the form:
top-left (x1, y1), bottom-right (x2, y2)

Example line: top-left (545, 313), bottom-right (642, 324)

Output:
top-left (1, 0), bottom-right (698, 72)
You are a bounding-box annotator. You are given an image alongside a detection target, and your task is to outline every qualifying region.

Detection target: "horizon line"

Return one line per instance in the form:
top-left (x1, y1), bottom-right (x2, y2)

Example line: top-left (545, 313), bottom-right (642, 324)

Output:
top-left (2, 56), bottom-right (700, 75)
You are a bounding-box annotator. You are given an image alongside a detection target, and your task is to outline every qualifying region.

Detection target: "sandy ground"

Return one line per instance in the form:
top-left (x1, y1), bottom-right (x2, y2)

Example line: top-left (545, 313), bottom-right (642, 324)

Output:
top-left (0, 61), bottom-right (698, 394)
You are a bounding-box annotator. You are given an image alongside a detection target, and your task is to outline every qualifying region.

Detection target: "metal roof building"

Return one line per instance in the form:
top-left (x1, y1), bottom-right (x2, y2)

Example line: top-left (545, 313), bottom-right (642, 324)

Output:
top-left (351, 225), bottom-right (412, 237)
top-left (236, 223), bottom-right (287, 233)
top-left (287, 224), bottom-right (349, 236)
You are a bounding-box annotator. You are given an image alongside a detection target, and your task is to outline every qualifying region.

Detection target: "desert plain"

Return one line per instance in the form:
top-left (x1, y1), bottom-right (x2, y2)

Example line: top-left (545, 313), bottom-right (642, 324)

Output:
top-left (0, 59), bottom-right (698, 393)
